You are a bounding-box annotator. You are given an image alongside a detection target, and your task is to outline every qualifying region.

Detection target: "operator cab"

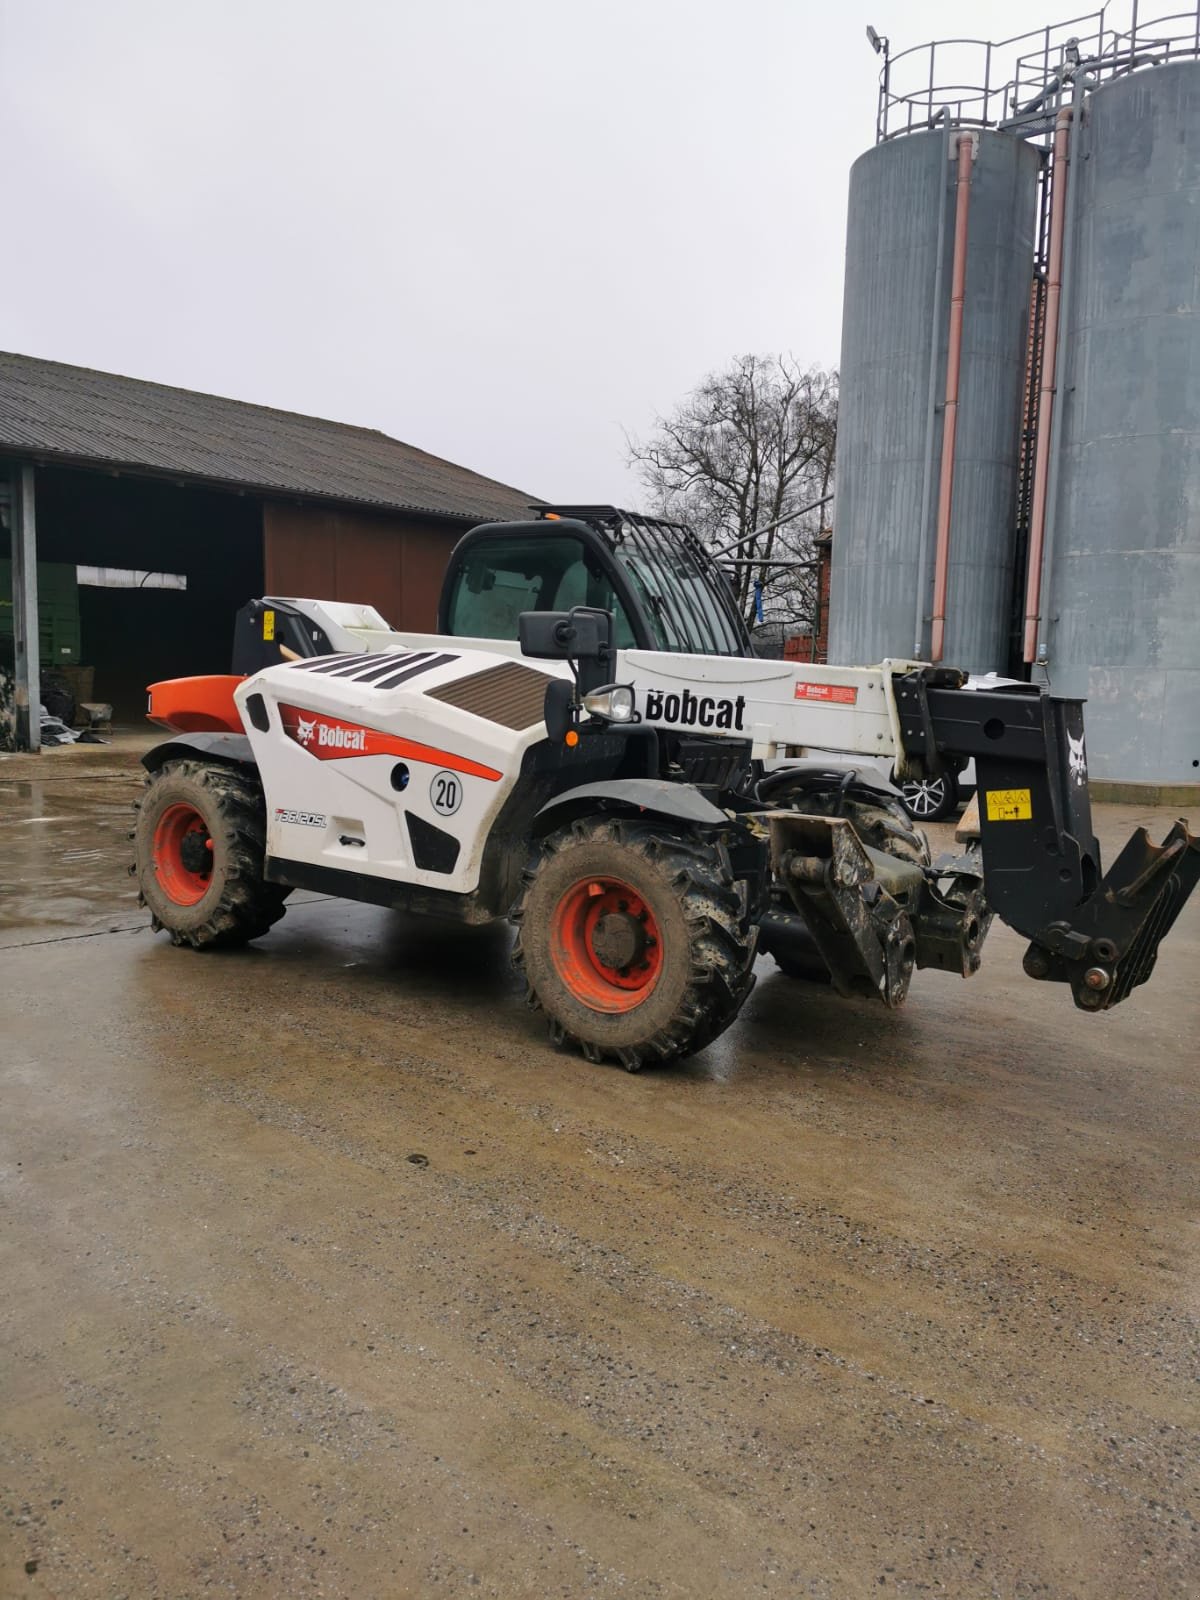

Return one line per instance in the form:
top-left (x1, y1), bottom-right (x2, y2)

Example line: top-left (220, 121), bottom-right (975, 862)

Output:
top-left (438, 505), bottom-right (751, 658)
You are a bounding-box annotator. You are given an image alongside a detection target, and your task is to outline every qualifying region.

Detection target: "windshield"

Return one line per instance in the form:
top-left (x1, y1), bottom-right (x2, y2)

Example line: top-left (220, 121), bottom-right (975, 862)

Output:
top-left (614, 527), bottom-right (745, 656)
top-left (445, 533), bottom-right (637, 647)
top-left (444, 522), bottom-right (747, 659)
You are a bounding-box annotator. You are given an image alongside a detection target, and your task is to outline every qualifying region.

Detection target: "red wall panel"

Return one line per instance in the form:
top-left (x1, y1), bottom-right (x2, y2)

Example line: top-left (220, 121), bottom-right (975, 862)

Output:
top-left (263, 502), bottom-right (464, 632)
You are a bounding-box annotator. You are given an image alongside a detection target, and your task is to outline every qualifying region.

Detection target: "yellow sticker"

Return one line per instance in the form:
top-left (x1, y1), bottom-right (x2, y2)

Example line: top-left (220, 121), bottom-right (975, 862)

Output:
top-left (985, 787), bottom-right (1032, 822)
top-left (262, 609), bottom-right (275, 642)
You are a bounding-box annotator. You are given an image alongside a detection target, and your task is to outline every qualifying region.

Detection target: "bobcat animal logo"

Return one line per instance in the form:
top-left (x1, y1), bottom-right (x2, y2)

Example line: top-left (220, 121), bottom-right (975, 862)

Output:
top-left (296, 715), bottom-right (317, 746)
top-left (1067, 731), bottom-right (1087, 787)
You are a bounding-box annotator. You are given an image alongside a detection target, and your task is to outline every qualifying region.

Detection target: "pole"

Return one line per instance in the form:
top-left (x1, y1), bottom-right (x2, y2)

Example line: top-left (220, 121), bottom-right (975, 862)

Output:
top-left (913, 121), bottom-right (952, 657)
top-left (708, 493), bottom-right (833, 560)
top-left (1034, 72), bottom-right (1086, 669)
top-left (1022, 105), bottom-right (1072, 662)
top-left (929, 130), bottom-right (976, 662)
top-left (11, 464), bottom-right (40, 753)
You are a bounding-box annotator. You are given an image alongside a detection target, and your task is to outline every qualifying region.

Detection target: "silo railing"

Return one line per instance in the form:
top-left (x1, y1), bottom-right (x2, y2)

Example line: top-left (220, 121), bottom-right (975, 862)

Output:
top-left (875, 2), bottom-right (1200, 143)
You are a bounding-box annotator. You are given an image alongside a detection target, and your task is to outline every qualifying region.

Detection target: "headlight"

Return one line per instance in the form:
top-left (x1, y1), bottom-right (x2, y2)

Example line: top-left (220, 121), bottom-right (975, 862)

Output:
top-left (581, 684), bottom-right (636, 724)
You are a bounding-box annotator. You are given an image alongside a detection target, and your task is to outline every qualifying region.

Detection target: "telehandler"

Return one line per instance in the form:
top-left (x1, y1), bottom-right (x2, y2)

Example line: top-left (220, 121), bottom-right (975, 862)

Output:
top-left (133, 507), bottom-right (1199, 1069)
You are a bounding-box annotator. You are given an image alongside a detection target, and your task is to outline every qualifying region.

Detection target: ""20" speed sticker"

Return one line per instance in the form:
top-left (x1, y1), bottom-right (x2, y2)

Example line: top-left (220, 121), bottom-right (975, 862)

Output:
top-left (430, 771), bottom-right (463, 816)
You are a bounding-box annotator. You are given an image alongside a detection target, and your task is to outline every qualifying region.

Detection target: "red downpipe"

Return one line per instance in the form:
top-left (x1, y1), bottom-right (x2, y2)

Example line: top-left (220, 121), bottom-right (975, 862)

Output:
top-left (929, 133), bottom-right (975, 662)
top-left (1023, 105), bottom-right (1072, 663)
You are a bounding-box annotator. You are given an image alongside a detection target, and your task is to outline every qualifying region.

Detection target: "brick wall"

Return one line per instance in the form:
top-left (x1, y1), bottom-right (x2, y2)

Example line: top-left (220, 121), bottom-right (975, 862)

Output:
top-left (783, 533), bottom-right (832, 664)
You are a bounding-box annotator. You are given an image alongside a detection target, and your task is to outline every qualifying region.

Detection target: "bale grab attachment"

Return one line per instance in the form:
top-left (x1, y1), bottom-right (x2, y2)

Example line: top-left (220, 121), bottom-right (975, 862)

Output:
top-left (895, 670), bottom-right (1200, 1010)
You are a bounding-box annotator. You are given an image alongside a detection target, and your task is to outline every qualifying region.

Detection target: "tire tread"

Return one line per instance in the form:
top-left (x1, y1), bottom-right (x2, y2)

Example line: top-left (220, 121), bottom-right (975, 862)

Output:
top-left (132, 759), bottom-right (287, 948)
top-left (511, 818), bottom-right (757, 1070)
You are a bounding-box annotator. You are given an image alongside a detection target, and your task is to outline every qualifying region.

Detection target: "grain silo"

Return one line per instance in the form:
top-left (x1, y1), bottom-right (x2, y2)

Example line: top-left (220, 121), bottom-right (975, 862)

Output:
top-left (1037, 61), bottom-right (1200, 785)
top-left (831, 9), bottom-right (1200, 793)
top-left (830, 128), bottom-right (1038, 672)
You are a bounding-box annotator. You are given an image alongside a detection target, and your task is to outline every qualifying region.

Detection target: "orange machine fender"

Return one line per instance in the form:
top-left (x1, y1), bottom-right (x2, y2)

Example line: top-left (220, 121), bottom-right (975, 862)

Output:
top-left (147, 675), bottom-right (247, 734)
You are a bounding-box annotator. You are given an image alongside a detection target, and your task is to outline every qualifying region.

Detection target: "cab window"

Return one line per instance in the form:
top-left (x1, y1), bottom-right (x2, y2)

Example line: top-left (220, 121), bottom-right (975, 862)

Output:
top-left (445, 534), bottom-right (637, 648)
top-left (614, 538), bottom-right (745, 656)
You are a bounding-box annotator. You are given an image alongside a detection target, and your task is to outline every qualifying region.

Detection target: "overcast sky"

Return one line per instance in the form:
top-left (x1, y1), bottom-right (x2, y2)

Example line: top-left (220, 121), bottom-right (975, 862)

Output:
top-left (3, 0), bottom-right (1075, 505)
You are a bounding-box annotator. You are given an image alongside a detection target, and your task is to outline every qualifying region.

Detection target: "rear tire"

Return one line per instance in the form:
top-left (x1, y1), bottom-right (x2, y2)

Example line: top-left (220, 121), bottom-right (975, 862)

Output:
top-left (132, 759), bottom-right (288, 948)
top-left (511, 817), bottom-right (757, 1070)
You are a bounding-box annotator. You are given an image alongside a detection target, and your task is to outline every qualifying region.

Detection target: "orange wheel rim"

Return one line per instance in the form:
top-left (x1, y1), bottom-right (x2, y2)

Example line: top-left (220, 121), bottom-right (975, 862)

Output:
top-left (551, 875), bottom-right (664, 1013)
top-left (152, 803), bottom-right (213, 905)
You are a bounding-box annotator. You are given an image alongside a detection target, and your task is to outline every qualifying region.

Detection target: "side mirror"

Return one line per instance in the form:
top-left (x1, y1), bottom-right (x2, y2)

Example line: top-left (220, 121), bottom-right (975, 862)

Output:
top-left (518, 606), bottom-right (613, 664)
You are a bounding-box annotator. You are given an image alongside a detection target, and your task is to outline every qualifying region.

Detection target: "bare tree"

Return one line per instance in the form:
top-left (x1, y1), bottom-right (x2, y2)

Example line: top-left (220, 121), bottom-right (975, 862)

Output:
top-left (627, 355), bottom-right (837, 637)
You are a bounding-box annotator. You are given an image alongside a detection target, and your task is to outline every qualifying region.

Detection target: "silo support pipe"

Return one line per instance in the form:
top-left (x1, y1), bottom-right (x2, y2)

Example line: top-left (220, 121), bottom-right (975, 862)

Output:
top-left (1023, 106), bottom-right (1073, 663)
top-left (930, 132), bottom-right (976, 662)
top-left (913, 124), bottom-right (952, 659)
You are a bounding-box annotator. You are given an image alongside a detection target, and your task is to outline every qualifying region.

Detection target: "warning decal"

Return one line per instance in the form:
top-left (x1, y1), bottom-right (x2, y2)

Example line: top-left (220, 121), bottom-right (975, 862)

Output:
top-left (985, 788), bottom-right (1033, 822)
top-left (794, 682), bottom-right (858, 706)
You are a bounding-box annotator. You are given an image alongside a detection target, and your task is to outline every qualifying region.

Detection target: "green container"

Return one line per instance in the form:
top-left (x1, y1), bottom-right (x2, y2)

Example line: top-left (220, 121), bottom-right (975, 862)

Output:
top-left (0, 559), bottom-right (82, 665)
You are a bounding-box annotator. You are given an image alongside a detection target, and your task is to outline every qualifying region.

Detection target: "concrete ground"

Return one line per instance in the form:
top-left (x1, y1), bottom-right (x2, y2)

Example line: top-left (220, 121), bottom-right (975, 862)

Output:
top-left (1, 752), bottom-right (1197, 1599)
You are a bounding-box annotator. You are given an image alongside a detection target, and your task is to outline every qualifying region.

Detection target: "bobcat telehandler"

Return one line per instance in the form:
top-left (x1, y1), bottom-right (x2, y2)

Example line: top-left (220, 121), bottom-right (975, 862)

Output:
top-left (133, 506), bottom-right (1199, 1070)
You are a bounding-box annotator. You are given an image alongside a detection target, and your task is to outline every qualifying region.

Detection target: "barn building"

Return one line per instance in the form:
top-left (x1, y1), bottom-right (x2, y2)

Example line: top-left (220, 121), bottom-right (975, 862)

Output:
top-left (0, 352), bottom-right (539, 746)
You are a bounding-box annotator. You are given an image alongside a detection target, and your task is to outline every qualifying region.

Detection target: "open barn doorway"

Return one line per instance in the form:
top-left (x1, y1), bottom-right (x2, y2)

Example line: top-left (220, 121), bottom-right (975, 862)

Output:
top-left (23, 466), bottom-right (263, 726)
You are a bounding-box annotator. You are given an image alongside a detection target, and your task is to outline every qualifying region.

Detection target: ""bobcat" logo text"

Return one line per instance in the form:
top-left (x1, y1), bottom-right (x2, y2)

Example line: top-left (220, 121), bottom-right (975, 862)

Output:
top-left (642, 688), bottom-right (746, 731)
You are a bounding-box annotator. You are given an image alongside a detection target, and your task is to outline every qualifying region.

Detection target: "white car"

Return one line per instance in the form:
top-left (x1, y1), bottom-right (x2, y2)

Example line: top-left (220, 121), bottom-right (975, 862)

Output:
top-left (895, 760), bottom-right (974, 822)
top-left (804, 673), bottom-right (1021, 823)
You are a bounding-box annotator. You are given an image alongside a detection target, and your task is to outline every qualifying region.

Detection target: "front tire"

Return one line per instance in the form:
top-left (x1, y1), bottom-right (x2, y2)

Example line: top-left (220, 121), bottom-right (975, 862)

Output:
top-left (511, 818), bottom-right (757, 1070)
top-left (133, 759), bottom-right (288, 947)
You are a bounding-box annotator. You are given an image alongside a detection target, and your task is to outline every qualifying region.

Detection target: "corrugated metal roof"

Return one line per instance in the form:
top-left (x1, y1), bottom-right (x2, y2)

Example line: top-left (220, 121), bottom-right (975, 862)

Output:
top-left (0, 352), bottom-right (541, 523)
